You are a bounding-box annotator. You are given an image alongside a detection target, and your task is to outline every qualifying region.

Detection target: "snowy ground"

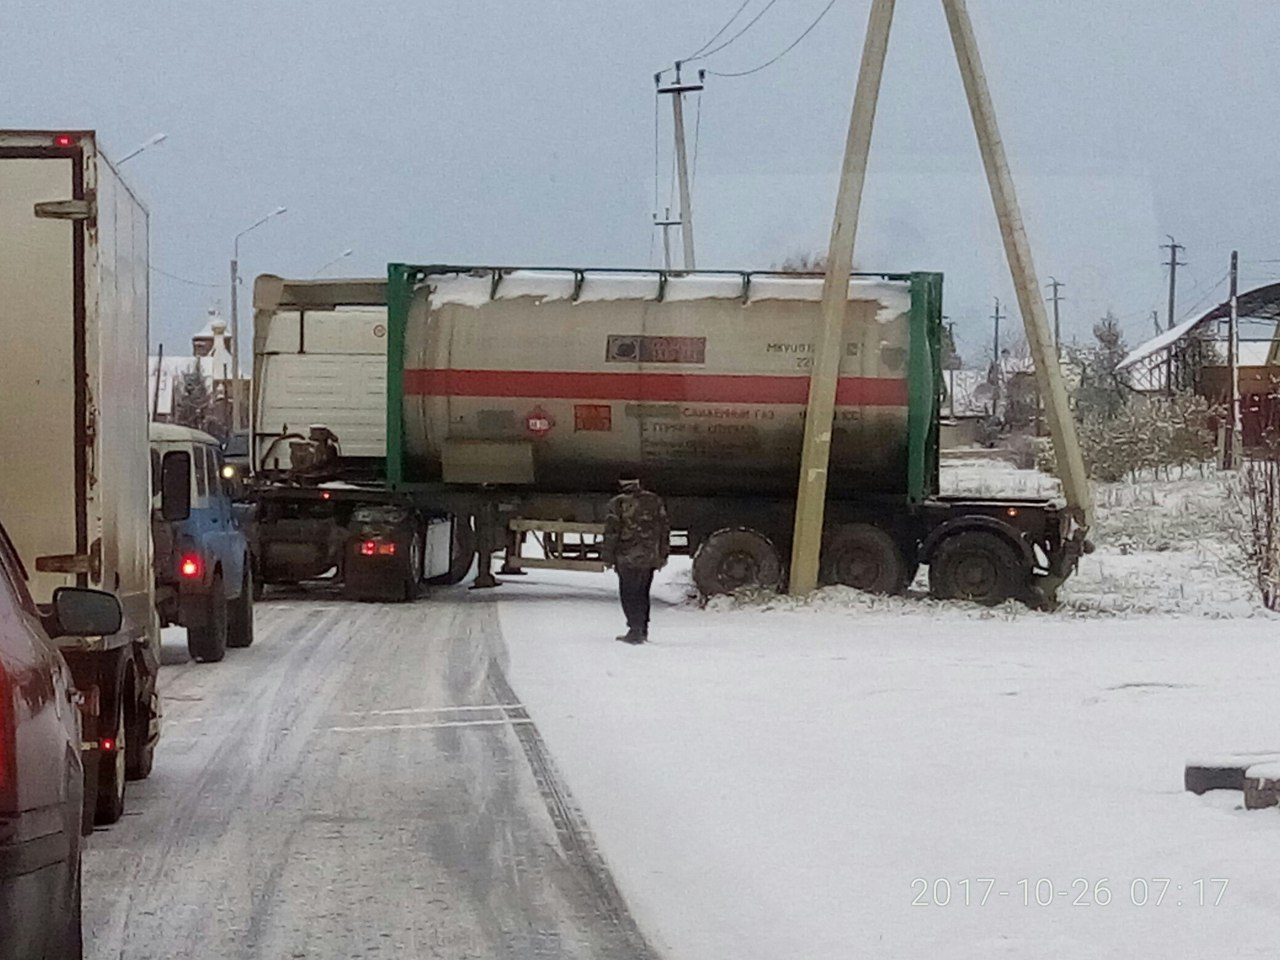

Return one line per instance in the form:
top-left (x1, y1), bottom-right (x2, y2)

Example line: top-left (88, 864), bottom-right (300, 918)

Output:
top-left (498, 459), bottom-right (1279, 960)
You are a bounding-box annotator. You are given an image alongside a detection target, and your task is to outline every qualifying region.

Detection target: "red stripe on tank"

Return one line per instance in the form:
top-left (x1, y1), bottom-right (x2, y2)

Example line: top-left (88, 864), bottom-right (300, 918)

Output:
top-left (403, 369), bottom-right (908, 406)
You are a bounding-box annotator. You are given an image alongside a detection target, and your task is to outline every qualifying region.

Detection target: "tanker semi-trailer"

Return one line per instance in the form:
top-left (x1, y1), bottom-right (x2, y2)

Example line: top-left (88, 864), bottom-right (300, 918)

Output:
top-left (385, 264), bottom-right (1087, 607)
top-left (247, 266), bottom-right (1086, 606)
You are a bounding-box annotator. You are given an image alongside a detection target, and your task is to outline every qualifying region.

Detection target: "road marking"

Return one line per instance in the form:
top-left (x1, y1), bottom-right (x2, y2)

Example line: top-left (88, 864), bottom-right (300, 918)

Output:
top-left (329, 718), bottom-right (535, 733)
top-left (341, 703), bottom-right (525, 717)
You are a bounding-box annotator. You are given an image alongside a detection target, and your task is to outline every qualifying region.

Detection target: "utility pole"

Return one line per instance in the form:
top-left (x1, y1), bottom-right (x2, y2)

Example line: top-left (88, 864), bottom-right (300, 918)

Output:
top-left (1046, 277), bottom-right (1063, 358)
top-left (1225, 249), bottom-right (1241, 469)
top-left (1152, 310), bottom-right (1161, 335)
top-left (788, 0), bottom-right (897, 596)
top-left (656, 64), bottom-right (704, 271)
top-left (1162, 235), bottom-right (1186, 332)
top-left (942, 0), bottom-right (1092, 527)
top-left (992, 296), bottom-right (1003, 360)
top-left (151, 342), bottom-right (164, 421)
top-left (653, 207), bottom-right (680, 271)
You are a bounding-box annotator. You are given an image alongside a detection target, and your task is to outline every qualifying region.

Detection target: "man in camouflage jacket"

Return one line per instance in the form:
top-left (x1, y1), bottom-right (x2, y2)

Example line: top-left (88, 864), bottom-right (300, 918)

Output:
top-left (601, 477), bottom-right (670, 644)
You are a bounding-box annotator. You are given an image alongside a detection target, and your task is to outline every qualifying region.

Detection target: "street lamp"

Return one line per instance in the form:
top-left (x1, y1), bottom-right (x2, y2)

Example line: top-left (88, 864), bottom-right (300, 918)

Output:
top-left (117, 132), bottom-right (167, 165)
top-left (313, 248), bottom-right (354, 277)
top-left (230, 206), bottom-right (287, 430)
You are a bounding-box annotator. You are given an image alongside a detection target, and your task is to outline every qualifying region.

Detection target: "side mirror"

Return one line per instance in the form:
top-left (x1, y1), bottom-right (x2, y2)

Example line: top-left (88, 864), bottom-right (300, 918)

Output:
top-left (161, 450), bottom-right (191, 521)
top-left (48, 587), bottom-right (123, 638)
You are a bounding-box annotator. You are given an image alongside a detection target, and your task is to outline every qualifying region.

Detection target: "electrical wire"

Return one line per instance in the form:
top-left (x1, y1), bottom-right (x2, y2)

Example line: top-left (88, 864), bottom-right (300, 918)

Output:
top-left (706, 0), bottom-right (839, 77)
top-left (151, 265), bottom-right (220, 288)
top-left (688, 0), bottom-right (782, 63)
top-left (691, 92), bottom-right (703, 190)
top-left (684, 0), bottom-right (754, 62)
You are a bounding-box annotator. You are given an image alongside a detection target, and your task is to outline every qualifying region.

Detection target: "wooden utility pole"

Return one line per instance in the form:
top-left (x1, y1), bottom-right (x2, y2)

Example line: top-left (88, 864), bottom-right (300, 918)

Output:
top-left (788, 0), bottom-right (897, 596)
top-left (941, 0), bottom-right (1092, 527)
top-left (1162, 236), bottom-right (1185, 333)
top-left (1225, 249), bottom-right (1242, 469)
top-left (654, 207), bottom-right (680, 271)
top-left (1046, 277), bottom-right (1063, 358)
top-left (657, 65), bottom-right (704, 271)
top-left (991, 297), bottom-right (1004, 408)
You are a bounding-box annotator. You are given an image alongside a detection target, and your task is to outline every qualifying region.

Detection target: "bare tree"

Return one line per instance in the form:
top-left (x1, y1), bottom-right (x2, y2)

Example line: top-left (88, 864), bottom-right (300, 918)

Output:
top-left (1231, 449), bottom-right (1280, 610)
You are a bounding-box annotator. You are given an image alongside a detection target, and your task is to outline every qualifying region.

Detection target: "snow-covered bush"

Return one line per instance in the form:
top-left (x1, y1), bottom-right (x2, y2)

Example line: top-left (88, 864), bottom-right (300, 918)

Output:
top-left (1040, 392), bottom-right (1220, 482)
top-left (1230, 451), bottom-right (1280, 610)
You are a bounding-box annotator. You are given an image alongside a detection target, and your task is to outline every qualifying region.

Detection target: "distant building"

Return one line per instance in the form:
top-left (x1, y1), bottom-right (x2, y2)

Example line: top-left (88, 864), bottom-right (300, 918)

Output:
top-left (148, 309), bottom-right (248, 434)
top-left (1118, 281), bottom-right (1280, 445)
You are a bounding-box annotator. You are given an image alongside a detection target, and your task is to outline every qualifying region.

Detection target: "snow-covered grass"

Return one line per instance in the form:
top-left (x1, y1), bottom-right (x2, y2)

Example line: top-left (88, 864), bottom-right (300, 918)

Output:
top-left (500, 567), bottom-right (1280, 960)
top-left (496, 459), bottom-right (1276, 957)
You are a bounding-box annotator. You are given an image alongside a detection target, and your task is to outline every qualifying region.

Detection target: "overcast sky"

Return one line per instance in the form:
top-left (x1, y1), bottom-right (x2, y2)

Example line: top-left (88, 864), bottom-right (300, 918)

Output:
top-left (5, 0), bottom-right (1278, 365)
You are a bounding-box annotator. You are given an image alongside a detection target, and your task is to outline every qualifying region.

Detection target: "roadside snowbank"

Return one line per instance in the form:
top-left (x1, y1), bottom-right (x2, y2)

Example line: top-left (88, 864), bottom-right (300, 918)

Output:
top-left (499, 568), bottom-right (1280, 960)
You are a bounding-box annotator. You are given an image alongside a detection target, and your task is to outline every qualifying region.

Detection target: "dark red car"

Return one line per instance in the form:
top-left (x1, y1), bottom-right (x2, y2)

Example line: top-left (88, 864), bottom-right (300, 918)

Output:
top-left (0, 518), bottom-right (123, 960)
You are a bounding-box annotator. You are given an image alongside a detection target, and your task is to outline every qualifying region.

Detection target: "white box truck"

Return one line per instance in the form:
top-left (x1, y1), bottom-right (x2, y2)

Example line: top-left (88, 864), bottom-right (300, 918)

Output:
top-left (0, 130), bottom-right (161, 825)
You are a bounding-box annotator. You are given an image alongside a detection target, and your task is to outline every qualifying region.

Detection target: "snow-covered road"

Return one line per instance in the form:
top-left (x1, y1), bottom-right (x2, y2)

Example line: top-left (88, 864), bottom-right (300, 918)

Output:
top-left (502, 563), bottom-right (1280, 960)
top-left (81, 595), bottom-right (656, 960)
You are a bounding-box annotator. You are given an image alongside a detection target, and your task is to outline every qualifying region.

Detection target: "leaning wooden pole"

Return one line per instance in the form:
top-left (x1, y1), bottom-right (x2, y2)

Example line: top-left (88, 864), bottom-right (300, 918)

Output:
top-left (941, 0), bottom-right (1094, 529)
top-left (789, 0), bottom-right (897, 595)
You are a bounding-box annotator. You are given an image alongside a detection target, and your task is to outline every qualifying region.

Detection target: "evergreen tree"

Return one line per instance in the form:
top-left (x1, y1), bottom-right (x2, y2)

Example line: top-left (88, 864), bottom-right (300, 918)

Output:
top-left (1073, 311), bottom-right (1129, 421)
top-left (173, 358), bottom-right (212, 432)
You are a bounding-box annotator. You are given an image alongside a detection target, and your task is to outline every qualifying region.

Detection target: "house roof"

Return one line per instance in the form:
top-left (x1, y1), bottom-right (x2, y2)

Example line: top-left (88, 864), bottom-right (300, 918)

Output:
top-left (1118, 282), bottom-right (1280, 372)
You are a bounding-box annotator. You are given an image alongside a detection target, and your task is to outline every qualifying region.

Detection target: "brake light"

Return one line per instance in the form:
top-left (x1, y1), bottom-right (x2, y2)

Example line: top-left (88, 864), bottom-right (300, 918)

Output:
top-left (359, 540), bottom-right (396, 556)
top-left (179, 553), bottom-right (203, 579)
top-left (54, 134), bottom-right (75, 147)
top-left (100, 737), bottom-right (116, 753)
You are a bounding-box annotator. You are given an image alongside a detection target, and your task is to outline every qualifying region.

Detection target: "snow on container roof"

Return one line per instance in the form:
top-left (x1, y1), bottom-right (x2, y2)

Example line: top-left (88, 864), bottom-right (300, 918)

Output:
top-left (421, 268), bottom-right (912, 319)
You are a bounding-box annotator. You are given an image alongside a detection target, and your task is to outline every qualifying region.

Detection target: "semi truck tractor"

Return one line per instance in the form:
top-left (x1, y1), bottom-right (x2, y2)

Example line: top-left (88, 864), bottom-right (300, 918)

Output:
top-left (248, 265), bottom-right (1087, 606)
top-left (0, 130), bottom-right (161, 825)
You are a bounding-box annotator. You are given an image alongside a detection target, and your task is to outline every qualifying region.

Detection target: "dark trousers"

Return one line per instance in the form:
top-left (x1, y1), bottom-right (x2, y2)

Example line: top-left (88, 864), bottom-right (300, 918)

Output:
top-left (616, 566), bottom-right (655, 632)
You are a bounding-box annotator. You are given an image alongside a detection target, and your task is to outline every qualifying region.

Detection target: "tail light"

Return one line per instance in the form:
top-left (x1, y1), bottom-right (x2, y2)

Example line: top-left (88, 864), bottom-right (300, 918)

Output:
top-left (359, 539), bottom-right (396, 557)
top-left (179, 553), bottom-right (203, 579)
top-left (0, 661), bottom-right (14, 812)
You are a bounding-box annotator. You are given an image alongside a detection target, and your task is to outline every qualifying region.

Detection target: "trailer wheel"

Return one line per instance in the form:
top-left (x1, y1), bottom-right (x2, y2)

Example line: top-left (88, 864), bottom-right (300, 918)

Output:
top-left (228, 566), bottom-right (255, 648)
top-left (403, 531), bottom-right (424, 602)
top-left (187, 573), bottom-right (229, 662)
top-left (428, 515), bottom-right (476, 586)
top-left (94, 699), bottom-right (127, 825)
top-left (693, 528), bottom-right (782, 597)
top-left (928, 531), bottom-right (1025, 606)
top-left (821, 523), bottom-right (910, 594)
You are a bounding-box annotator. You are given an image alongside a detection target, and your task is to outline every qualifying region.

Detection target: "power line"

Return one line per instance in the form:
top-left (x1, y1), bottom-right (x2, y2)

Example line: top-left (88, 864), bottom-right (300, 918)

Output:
top-left (688, 0), bottom-right (781, 63)
top-left (707, 0), bottom-right (840, 77)
top-left (151, 265), bottom-right (219, 288)
top-left (684, 0), bottom-right (754, 61)
top-left (691, 91), bottom-right (703, 189)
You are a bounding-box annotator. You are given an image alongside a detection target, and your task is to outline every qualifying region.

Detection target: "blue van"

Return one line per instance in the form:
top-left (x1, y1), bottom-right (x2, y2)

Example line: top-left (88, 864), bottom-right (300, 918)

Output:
top-left (150, 424), bottom-right (254, 662)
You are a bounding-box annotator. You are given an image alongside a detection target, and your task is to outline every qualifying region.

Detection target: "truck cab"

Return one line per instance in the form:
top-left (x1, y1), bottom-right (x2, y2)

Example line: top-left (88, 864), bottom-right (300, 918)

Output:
top-left (150, 424), bottom-right (254, 662)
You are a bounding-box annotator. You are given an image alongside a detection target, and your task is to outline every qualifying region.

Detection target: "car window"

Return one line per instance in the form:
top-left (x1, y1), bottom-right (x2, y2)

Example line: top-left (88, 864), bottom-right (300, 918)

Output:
top-left (205, 446), bottom-right (221, 498)
top-left (192, 444), bottom-right (207, 499)
top-left (0, 520), bottom-right (39, 618)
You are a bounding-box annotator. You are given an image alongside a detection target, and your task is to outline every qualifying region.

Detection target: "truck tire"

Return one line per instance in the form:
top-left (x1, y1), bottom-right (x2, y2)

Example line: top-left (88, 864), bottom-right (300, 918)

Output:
top-left (228, 567), bottom-right (255, 648)
top-left (94, 702), bottom-right (127, 825)
top-left (928, 530), bottom-right (1025, 606)
top-left (187, 573), bottom-right (229, 662)
top-left (821, 523), bottom-right (909, 594)
top-left (125, 680), bottom-right (155, 781)
top-left (403, 531), bottom-right (423, 602)
top-left (428, 515), bottom-right (476, 586)
top-left (692, 528), bottom-right (782, 597)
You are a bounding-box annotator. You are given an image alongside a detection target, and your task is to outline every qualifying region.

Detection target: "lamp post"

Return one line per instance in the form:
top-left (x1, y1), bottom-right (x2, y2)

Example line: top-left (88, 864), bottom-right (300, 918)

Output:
top-left (230, 206), bottom-right (286, 429)
top-left (313, 248), bottom-right (354, 277)
top-left (117, 132), bottom-right (167, 165)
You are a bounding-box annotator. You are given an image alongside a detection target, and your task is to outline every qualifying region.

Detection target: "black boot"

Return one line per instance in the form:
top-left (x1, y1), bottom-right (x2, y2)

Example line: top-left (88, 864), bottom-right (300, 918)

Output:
top-left (617, 628), bottom-right (644, 644)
